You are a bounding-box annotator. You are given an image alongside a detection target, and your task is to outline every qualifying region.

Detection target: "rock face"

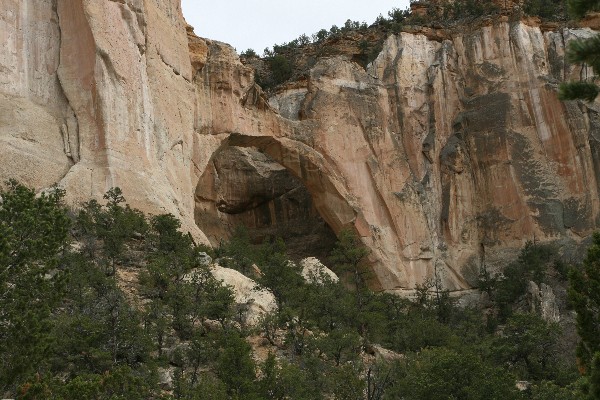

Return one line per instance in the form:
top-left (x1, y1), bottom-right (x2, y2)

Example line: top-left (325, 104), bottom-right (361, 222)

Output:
top-left (301, 257), bottom-right (339, 284)
top-left (192, 22), bottom-right (600, 292)
top-left (528, 281), bottom-right (561, 322)
top-left (0, 0), bottom-right (73, 188)
top-left (195, 145), bottom-right (338, 260)
top-left (211, 265), bottom-right (277, 326)
top-left (1, 0), bottom-right (202, 239)
top-left (2, 1), bottom-right (600, 292)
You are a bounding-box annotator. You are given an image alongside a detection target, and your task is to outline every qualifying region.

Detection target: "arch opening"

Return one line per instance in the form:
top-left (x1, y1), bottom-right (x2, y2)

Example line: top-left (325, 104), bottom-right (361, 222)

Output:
top-left (194, 142), bottom-right (338, 260)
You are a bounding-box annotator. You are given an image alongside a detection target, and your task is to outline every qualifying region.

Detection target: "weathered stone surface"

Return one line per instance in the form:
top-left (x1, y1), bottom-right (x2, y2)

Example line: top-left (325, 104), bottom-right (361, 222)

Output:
top-left (1, 0), bottom-right (203, 240)
top-left (301, 257), bottom-right (339, 284)
top-left (0, 93), bottom-right (72, 188)
top-left (196, 251), bottom-right (213, 267)
top-left (158, 367), bottom-right (174, 390)
top-left (0, 0), bottom-right (73, 188)
top-left (211, 265), bottom-right (277, 326)
top-left (193, 23), bottom-right (600, 292)
top-left (195, 145), bottom-right (337, 259)
top-left (60, 0), bottom-right (198, 240)
top-left (2, 0), bottom-right (600, 292)
top-left (369, 344), bottom-right (404, 362)
top-left (528, 281), bottom-right (561, 322)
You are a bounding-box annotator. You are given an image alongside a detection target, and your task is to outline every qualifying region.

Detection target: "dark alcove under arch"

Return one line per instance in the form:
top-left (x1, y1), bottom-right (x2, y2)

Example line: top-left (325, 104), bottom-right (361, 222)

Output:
top-left (195, 145), bottom-right (338, 261)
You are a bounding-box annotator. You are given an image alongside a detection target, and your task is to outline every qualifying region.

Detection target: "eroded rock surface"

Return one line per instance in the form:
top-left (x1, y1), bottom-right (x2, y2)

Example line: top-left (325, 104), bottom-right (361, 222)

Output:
top-left (301, 257), bottom-right (339, 284)
top-left (0, 0), bottom-right (73, 188)
top-left (1, 0), bottom-right (202, 240)
top-left (211, 265), bottom-right (277, 326)
top-left (528, 281), bottom-right (561, 322)
top-left (2, 0), bottom-right (600, 292)
top-left (195, 146), bottom-right (338, 260)
top-left (192, 21), bottom-right (600, 292)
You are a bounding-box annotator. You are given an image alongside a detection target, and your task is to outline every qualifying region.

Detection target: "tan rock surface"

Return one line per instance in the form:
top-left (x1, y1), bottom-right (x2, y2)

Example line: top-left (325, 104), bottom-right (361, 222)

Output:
top-left (0, 0), bottom-right (73, 188)
top-left (2, 0), bottom-right (600, 292)
top-left (210, 264), bottom-right (277, 326)
top-left (193, 23), bottom-right (600, 292)
top-left (0, 0), bottom-right (203, 239)
top-left (55, 0), bottom-right (202, 241)
top-left (301, 257), bottom-right (339, 284)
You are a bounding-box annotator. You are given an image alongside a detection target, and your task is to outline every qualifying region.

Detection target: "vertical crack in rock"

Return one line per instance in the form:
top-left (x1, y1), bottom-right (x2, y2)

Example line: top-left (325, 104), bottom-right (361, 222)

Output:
top-left (0, 0), bottom-right (75, 188)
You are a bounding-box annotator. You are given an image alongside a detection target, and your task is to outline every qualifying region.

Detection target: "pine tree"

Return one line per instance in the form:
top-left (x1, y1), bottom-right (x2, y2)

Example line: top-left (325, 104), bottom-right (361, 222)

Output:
top-left (568, 232), bottom-right (600, 369)
top-left (329, 228), bottom-right (371, 333)
top-left (559, 0), bottom-right (600, 101)
top-left (0, 180), bottom-right (71, 391)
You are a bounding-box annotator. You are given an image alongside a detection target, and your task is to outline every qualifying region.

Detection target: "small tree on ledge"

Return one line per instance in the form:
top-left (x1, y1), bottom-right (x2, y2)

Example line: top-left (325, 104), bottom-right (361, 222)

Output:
top-left (559, 0), bottom-right (600, 101)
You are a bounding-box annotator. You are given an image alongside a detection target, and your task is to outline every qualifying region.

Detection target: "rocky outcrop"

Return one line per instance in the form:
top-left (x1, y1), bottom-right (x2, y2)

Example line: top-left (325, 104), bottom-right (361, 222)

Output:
top-left (211, 265), bottom-right (277, 326)
top-left (301, 257), bottom-right (339, 284)
top-left (2, 1), bottom-right (600, 292)
top-left (192, 21), bottom-right (600, 292)
top-left (528, 281), bottom-right (561, 322)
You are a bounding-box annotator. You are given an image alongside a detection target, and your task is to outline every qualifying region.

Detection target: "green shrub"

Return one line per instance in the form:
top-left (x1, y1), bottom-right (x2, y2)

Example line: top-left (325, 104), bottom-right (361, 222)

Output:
top-left (268, 54), bottom-right (293, 85)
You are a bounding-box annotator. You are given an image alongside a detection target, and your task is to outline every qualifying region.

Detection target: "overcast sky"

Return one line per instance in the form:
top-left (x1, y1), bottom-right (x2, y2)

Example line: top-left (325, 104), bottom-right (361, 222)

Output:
top-left (181, 1), bottom-right (410, 55)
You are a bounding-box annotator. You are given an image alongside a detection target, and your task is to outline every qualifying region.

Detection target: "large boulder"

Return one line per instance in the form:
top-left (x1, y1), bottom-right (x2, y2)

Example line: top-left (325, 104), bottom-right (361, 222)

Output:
top-left (211, 265), bottom-right (277, 326)
top-left (301, 257), bottom-right (339, 284)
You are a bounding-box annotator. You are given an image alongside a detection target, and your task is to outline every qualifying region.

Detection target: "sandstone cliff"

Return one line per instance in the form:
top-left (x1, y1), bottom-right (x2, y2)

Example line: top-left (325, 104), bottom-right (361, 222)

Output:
top-left (1, 0), bottom-right (201, 239)
top-left (2, 1), bottom-right (599, 292)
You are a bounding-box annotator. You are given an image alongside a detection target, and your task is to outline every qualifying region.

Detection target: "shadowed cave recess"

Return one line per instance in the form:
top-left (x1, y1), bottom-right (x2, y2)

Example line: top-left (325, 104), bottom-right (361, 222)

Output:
top-left (195, 145), bottom-right (338, 261)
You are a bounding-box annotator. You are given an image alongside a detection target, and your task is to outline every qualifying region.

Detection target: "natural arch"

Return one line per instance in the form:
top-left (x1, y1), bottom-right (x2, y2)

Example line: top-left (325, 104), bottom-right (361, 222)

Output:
top-left (194, 145), bottom-right (338, 259)
top-left (195, 134), bottom-right (376, 266)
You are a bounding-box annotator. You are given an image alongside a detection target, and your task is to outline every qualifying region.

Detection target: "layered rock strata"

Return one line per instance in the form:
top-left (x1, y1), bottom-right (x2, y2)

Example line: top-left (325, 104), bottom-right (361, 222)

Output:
top-left (2, 0), bottom-right (599, 292)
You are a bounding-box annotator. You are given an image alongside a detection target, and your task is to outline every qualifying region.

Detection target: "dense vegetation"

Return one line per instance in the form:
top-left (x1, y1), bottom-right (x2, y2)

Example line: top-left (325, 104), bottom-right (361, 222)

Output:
top-left (1, 181), bottom-right (600, 399)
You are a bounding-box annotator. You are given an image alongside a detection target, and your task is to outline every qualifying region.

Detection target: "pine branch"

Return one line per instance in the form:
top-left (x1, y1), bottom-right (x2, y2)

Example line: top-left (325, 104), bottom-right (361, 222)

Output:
top-left (567, 35), bottom-right (600, 75)
top-left (559, 81), bottom-right (600, 102)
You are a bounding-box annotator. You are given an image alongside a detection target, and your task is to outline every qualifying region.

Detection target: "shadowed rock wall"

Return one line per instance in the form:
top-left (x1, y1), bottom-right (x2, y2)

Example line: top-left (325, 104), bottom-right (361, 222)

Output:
top-left (195, 146), bottom-right (337, 260)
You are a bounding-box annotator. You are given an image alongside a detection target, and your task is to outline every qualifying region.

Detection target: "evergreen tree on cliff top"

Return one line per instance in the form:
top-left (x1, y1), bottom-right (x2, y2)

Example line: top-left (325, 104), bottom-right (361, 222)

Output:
top-left (559, 0), bottom-right (600, 101)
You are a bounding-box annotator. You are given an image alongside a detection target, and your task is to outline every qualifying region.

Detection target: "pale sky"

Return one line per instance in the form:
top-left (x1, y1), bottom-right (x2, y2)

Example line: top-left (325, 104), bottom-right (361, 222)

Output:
top-left (181, 1), bottom-right (410, 55)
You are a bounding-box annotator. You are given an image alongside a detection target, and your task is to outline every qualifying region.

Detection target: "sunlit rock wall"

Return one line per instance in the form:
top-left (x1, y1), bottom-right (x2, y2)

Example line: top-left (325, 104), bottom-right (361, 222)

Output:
top-left (1, 0), bottom-right (203, 239)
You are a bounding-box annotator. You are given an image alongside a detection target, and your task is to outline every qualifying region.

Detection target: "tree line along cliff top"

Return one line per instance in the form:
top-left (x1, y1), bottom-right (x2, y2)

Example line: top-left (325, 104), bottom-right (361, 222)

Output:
top-left (236, 0), bottom-right (587, 91)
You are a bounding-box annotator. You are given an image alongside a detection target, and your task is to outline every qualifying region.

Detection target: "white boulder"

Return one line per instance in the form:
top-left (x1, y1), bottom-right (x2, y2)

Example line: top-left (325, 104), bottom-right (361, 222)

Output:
top-left (301, 257), bottom-right (339, 284)
top-left (211, 265), bottom-right (277, 326)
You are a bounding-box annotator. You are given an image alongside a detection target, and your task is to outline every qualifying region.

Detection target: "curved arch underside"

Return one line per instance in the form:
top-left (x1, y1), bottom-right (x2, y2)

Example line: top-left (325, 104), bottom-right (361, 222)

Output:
top-left (195, 131), bottom-right (439, 292)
